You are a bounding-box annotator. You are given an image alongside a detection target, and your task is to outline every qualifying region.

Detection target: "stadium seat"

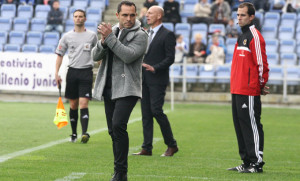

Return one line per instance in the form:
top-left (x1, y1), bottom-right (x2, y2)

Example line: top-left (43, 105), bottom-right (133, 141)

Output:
top-left (169, 64), bottom-right (182, 83)
top-left (85, 20), bottom-right (97, 32)
top-left (265, 39), bottom-right (279, 53)
top-left (286, 67), bottom-right (300, 86)
top-left (278, 26), bottom-right (295, 40)
top-left (266, 52), bottom-right (279, 65)
top-left (86, 7), bottom-right (102, 22)
top-left (225, 52), bottom-right (233, 64)
top-left (279, 39), bottom-right (296, 53)
top-left (163, 23), bottom-right (174, 32)
top-left (4, 44), bottom-right (21, 52)
top-left (13, 18), bottom-right (29, 31)
top-left (59, 6), bottom-right (68, 20)
top-left (175, 23), bottom-right (191, 39)
top-left (0, 18), bottom-right (12, 32)
top-left (264, 12), bottom-right (280, 27)
top-left (255, 11), bottom-right (264, 25)
top-left (0, 4), bottom-right (16, 18)
top-left (73, 0), bottom-right (89, 8)
top-left (9, 31), bottom-right (25, 45)
top-left (89, 0), bottom-right (106, 10)
top-left (225, 38), bottom-right (237, 54)
top-left (269, 0), bottom-right (285, 12)
top-left (180, 10), bottom-right (194, 23)
top-left (39, 45), bottom-right (56, 53)
top-left (59, 0), bottom-right (72, 7)
top-left (280, 13), bottom-right (297, 28)
top-left (35, 5), bottom-right (51, 19)
top-left (68, 6), bottom-right (85, 19)
top-left (185, 65), bottom-right (199, 83)
top-left (209, 24), bottom-right (226, 36)
top-left (215, 65), bottom-right (231, 84)
top-left (64, 19), bottom-right (74, 32)
top-left (261, 26), bottom-right (278, 39)
top-left (43, 32), bottom-right (60, 46)
top-left (199, 65), bottom-right (215, 83)
top-left (268, 67), bottom-right (283, 85)
top-left (0, 44), bottom-right (2, 52)
top-left (296, 40), bottom-right (300, 57)
top-left (26, 31), bottom-right (43, 45)
top-left (17, 5), bottom-right (33, 19)
top-left (30, 18), bottom-right (47, 32)
top-left (191, 23), bottom-right (208, 44)
top-left (296, 25), bottom-right (300, 40)
top-left (22, 44), bottom-right (38, 53)
top-left (0, 31), bottom-right (8, 45)
top-left (183, 0), bottom-right (198, 11)
top-left (280, 53), bottom-right (297, 65)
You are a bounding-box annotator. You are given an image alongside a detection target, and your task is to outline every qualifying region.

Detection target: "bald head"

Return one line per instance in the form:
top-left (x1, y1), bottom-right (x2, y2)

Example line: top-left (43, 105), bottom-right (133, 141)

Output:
top-left (146, 6), bottom-right (164, 28)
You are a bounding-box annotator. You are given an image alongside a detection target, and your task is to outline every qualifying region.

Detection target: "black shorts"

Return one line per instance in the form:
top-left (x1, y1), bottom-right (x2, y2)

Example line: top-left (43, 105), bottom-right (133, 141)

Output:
top-left (65, 67), bottom-right (93, 99)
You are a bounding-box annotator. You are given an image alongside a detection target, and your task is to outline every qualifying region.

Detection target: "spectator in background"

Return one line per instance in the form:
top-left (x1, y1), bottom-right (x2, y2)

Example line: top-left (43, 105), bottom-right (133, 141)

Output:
top-left (139, 7), bottom-right (149, 29)
top-left (45, 0), bottom-right (63, 34)
top-left (19, 0), bottom-right (34, 5)
top-left (282, 0), bottom-right (299, 13)
top-left (206, 34), bottom-right (225, 65)
top-left (36, 0), bottom-right (53, 5)
top-left (188, 33), bottom-right (207, 63)
top-left (187, 0), bottom-right (213, 25)
top-left (3, 0), bottom-right (18, 4)
top-left (226, 19), bottom-right (239, 38)
top-left (211, 0), bottom-right (231, 25)
top-left (163, 0), bottom-right (181, 25)
top-left (143, 0), bottom-right (158, 9)
top-left (175, 34), bottom-right (188, 63)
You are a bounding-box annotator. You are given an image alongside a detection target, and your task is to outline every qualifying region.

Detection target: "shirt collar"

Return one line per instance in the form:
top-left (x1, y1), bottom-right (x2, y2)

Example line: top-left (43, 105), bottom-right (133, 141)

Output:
top-left (150, 23), bottom-right (163, 34)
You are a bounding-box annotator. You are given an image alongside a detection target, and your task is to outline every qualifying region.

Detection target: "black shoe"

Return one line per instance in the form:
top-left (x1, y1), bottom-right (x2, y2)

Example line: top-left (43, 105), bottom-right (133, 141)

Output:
top-left (110, 172), bottom-right (127, 181)
top-left (69, 134), bottom-right (77, 143)
top-left (239, 162), bottom-right (265, 173)
top-left (81, 133), bottom-right (90, 143)
top-left (227, 163), bottom-right (250, 172)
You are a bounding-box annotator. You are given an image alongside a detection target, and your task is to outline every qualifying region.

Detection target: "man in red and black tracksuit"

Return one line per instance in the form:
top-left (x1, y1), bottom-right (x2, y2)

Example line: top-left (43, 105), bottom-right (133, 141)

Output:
top-left (228, 2), bottom-right (269, 173)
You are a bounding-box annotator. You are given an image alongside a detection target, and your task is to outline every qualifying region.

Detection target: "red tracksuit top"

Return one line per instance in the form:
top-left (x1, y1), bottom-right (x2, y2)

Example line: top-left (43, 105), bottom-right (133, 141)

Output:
top-left (230, 23), bottom-right (269, 96)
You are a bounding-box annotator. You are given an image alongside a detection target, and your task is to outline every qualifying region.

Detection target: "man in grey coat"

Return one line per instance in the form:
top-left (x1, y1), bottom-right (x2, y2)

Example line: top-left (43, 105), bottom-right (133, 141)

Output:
top-left (91, 1), bottom-right (147, 181)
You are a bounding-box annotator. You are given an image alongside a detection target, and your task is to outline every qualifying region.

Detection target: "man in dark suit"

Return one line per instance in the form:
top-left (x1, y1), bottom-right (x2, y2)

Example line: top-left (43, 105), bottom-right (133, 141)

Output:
top-left (133, 6), bottom-right (178, 157)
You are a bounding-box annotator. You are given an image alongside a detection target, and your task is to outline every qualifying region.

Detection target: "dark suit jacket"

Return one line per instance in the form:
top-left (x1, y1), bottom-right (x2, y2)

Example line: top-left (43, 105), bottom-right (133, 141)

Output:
top-left (143, 26), bottom-right (176, 86)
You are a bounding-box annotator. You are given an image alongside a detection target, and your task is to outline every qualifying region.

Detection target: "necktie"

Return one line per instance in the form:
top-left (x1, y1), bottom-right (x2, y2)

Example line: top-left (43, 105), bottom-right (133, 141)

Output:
top-left (146, 30), bottom-right (154, 53)
top-left (115, 28), bottom-right (120, 38)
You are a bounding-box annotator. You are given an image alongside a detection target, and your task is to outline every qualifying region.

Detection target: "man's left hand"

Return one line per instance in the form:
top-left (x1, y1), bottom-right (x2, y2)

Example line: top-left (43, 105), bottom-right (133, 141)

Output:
top-left (261, 86), bottom-right (270, 95)
top-left (142, 63), bottom-right (155, 73)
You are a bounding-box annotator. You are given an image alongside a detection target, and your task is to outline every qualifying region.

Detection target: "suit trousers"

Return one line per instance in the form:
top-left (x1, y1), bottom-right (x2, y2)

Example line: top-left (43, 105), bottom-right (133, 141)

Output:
top-left (141, 83), bottom-right (177, 151)
top-left (231, 94), bottom-right (264, 164)
top-left (104, 95), bottom-right (138, 173)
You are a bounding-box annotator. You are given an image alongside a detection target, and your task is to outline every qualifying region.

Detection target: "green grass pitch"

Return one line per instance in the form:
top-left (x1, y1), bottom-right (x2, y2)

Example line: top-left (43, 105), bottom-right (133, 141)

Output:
top-left (0, 101), bottom-right (299, 180)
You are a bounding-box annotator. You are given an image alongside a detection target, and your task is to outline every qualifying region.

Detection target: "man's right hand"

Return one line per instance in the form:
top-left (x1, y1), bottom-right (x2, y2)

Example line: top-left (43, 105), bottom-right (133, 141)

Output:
top-left (55, 74), bottom-right (62, 88)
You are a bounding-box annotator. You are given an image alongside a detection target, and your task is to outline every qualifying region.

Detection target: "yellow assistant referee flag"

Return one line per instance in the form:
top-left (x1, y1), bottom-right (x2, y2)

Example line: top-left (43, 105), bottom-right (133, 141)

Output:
top-left (53, 97), bottom-right (68, 129)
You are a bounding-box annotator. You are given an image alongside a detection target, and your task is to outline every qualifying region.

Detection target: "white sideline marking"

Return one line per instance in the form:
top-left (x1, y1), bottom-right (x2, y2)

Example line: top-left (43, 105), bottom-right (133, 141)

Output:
top-left (128, 137), bottom-right (162, 155)
top-left (55, 172), bottom-right (86, 181)
top-left (0, 110), bottom-right (170, 163)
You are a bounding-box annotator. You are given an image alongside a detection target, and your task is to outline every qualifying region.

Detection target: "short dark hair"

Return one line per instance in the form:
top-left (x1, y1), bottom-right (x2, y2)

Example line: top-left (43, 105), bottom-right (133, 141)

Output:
top-left (117, 1), bottom-right (136, 13)
top-left (238, 2), bottom-right (255, 16)
top-left (73, 9), bottom-right (86, 17)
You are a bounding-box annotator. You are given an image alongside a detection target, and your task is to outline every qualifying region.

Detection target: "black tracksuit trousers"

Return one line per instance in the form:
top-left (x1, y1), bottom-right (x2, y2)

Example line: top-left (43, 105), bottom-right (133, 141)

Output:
top-left (232, 94), bottom-right (264, 164)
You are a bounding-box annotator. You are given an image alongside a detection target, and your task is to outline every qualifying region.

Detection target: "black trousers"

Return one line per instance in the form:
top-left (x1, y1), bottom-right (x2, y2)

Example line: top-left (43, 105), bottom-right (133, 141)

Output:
top-left (231, 94), bottom-right (264, 164)
top-left (141, 83), bottom-right (177, 151)
top-left (104, 95), bottom-right (138, 173)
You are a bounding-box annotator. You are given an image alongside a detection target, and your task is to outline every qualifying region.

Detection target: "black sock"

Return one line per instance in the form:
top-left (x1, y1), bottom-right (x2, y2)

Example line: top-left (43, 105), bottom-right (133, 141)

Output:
top-left (80, 108), bottom-right (89, 134)
top-left (69, 109), bottom-right (78, 135)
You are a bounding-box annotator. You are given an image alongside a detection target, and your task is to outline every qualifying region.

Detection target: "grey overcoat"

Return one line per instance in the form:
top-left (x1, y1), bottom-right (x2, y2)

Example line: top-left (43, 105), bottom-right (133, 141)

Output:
top-left (92, 20), bottom-right (148, 101)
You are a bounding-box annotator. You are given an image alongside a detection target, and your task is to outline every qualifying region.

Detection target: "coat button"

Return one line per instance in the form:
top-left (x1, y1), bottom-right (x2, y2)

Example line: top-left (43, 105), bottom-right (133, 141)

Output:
top-left (121, 74), bottom-right (125, 77)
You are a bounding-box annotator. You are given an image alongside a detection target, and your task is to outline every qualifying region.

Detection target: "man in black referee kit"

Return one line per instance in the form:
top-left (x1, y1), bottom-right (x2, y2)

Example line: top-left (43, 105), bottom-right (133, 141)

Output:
top-left (228, 2), bottom-right (269, 173)
top-left (55, 9), bottom-right (98, 143)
